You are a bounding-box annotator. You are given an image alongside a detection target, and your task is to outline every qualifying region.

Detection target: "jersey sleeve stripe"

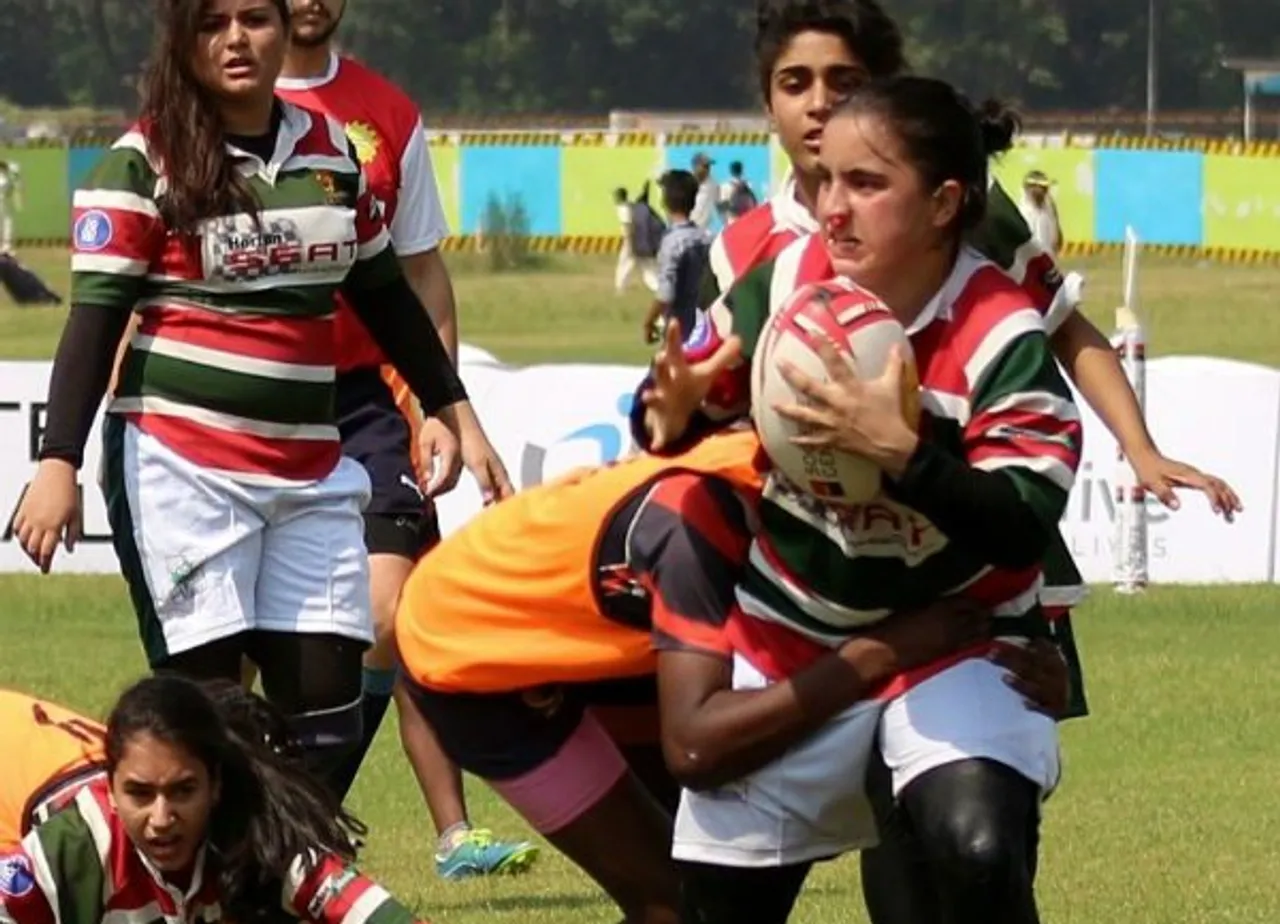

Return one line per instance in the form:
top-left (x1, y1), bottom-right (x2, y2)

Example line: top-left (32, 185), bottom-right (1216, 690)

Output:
top-left (643, 475), bottom-right (750, 565)
top-left (963, 309), bottom-right (1046, 394)
top-left (71, 254), bottom-right (149, 277)
top-left (72, 189), bottom-right (159, 219)
top-left (651, 619), bottom-right (733, 658)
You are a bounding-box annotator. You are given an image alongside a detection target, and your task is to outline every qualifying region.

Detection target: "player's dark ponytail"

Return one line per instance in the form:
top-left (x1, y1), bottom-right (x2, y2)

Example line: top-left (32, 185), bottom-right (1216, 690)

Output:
top-left (106, 676), bottom-right (365, 924)
top-left (831, 75), bottom-right (1021, 235)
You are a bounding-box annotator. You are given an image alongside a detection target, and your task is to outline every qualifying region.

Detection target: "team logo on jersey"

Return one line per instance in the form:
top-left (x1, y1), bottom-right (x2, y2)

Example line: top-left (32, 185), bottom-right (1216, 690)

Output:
top-left (315, 171), bottom-right (341, 205)
top-left (0, 855), bottom-right (35, 898)
top-left (74, 209), bottom-right (113, 252)
top-left (345, 122), bottom-right (380, 165)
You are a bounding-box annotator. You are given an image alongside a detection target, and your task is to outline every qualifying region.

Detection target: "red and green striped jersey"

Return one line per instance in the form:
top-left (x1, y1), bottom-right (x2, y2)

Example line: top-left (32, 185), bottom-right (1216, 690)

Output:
top-left (704, 253), bottom-right (1082, 645)
top-left (0, 779), bottom-right (425, 924)
top-left (71, 102), bottom-right (402, 485)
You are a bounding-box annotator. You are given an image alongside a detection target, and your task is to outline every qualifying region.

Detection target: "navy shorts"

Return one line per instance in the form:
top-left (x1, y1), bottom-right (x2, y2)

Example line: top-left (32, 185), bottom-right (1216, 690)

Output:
top-left (336, 368), bottom-right (440, 559)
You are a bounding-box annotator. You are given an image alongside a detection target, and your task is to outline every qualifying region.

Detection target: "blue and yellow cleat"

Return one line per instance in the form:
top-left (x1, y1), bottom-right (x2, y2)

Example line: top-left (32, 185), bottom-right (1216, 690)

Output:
top-left (435, 828), bottom-right (540, 880)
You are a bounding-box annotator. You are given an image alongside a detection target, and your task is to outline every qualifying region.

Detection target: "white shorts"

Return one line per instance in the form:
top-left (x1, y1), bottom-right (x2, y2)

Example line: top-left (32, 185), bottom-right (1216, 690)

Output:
top-left (671, 652), bottom-right (1060, 870)
top-left (879, 656), bottom-right (1061, 798)
top-left (105, 419), bottom-right (374, 664)
top-left (671, 652), bottom-right (884, 869)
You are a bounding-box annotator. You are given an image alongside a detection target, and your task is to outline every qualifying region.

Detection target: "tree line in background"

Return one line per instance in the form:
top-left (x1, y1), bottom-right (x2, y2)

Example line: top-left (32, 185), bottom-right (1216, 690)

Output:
top-left (1, 0), bottom-right (1278, 120)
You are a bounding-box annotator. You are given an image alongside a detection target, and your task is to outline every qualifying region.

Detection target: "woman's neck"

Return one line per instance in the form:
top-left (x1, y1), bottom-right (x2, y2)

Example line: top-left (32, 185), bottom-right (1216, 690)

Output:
top-left (875, 246), bottom-right (957, 329)
top-left (793, 169), bottom-right (822, 218)
top-left (221, 97), bottom-right (276, 137)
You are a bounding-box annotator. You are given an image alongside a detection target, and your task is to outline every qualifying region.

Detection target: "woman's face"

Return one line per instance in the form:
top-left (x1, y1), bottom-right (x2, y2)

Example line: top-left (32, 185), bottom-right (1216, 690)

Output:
top-left (815, 112), bottom-right (961, 299)
top-left (191, 0), bottom-right (288, 107)
top-left (110, 732), bottom-right (219, 875)
top-left (766, 30), bottom-right (867, 180)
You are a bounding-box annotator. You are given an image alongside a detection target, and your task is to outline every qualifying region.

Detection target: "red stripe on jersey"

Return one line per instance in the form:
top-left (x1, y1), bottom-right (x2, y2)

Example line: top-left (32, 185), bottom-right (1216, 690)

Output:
top-left (1019, 252), bottom-right (1059, 313)
top-left (645, 475), bottom-right (751, 566)
top-left (933, 267), bottom-right (1040, 377)
top-left (155, 234), bottom-right (206, 281)
top-left (130, 413), bottom-right (339, 482)
top-left (869, 643), bottom-right (995, 700)
top-left (354, 187), bottom-right (386, 247)
top-left (311, 866), bottom-right (375, 924)
top-left (71, 205), bottom-right (162, 264)
top-left (288, 853), bottom-right (349, 917)
top-left (333, 302), bottom-right (384, 372)
top-left (651, 601), bottom-right (735, 657)
top-left (967, 424), bottom-right (1081, 471)
top-left (719, 204), bottom-right (793, 279)
top-left (138, 306), bottom-right (336, 366)
top-left (726, 611), bottom-right (827, 681)
top-left (293, 111), bottom-right (348, 159)
top-left (0, 852), bottom-right (57, 924)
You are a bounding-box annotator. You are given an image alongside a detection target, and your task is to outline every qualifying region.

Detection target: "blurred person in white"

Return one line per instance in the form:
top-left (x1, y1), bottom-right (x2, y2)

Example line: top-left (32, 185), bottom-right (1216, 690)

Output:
top-left (615, 185), bottom-right (660, 294)
top-left (718, 160), bottom-right (759, 225)
top-left (690, 152), bottom-right (720, 229)
top-left (1019, 169), bottom-right (1062, 257)
top-left (0, 161), bottom-right (22, 253)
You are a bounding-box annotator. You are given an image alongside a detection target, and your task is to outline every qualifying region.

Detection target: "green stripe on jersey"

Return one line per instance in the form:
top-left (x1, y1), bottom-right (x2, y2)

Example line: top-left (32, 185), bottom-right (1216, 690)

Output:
top-left (363, 896), bottom-right (420, 924)
top-left (118, 351), bottom-right (335, 426)
top-left (73, 271), bottom-right (144, 308)
top-left (966, 178), bottom-right (1033, 274)
top-left (721, 259), bottom-right (775, 360)
top-left (80, 144), bottom-right (158, 196)
top-left (146, 280), bottom-right (342, 318)
top-left (32, 806), bottom-right (107, 924)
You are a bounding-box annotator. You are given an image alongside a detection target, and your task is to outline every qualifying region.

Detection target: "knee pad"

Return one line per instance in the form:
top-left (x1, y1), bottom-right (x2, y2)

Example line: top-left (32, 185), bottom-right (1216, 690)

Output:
top-left (289, 696), bottom-right (364, 785)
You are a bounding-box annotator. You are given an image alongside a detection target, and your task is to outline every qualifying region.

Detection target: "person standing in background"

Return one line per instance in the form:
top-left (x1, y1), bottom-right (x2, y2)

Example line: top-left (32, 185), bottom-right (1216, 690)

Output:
top-left (0, 161), bottom-right (22, 253)
top-left (614, 186), bottom-right (660, 294)
top-left (1019, 169), bottom-right (1063, 257)
top-left (274, 0), bottom-right (532, 881)
top-left (642, 170), bottom-right (710, 343)
top-left (718, 160), bottom-right (759, 225)
top-left (690, 152), bottom-right (720, 230)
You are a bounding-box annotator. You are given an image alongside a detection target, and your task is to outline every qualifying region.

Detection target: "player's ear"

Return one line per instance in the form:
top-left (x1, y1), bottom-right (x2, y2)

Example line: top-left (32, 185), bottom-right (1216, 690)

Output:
top-left (930, 180), bottom-right (963, 230)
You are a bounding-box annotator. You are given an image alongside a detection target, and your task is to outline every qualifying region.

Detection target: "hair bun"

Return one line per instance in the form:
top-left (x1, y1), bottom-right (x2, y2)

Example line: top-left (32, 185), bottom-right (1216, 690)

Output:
top-left (975, 98), bottom-right (1021, 156)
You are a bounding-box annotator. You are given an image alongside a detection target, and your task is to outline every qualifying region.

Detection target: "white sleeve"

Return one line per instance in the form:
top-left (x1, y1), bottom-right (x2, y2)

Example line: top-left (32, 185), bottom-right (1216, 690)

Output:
top-left (389, 118), bottom-right (449, 255)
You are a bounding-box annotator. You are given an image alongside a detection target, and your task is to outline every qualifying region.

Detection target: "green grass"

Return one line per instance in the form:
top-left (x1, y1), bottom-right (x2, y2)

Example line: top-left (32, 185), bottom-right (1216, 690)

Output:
top-left (4, 249), bottom-right (1280, 920)
top-left (4, 248), bottom-right (1280, 365)
top-left (4, 578), bottom-right (1280, 922)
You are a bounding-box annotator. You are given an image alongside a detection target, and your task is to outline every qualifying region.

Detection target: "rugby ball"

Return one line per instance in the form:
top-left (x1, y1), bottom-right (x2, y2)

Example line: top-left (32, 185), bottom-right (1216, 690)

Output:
top-left (751, 280), bottom-right (920, 504)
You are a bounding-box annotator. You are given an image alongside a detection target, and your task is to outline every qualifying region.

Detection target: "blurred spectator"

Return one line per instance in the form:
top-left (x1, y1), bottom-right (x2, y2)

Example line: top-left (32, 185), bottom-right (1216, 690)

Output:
top-left (616, 184), bottom-right (662, 294)
top-left (0, 161), bottom-right (21, 254)
top-left (1019, 169), bottom-right (1063, 257)
top-left (690, 152), bottom-right (719, 230)
top-left (717, 160), bottom-right (758, 225)
top-left (642, 170), bottom-right (710, 343)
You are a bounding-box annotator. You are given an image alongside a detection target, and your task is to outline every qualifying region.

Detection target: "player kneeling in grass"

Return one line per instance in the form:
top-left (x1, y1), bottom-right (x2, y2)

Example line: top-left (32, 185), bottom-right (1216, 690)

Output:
top-left (0, 675), bottom-right (438, 924)
top-left (393, 427), bottom-right (1070, 923)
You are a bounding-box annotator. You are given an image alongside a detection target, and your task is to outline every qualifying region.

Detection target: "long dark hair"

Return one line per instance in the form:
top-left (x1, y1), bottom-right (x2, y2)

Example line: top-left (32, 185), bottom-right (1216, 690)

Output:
top-left (833, 76), bottom-right (1020, 235)
top-left (138, 0), bottom-right (289, 233)
top-left (105, 675), bottom-right (366, 924)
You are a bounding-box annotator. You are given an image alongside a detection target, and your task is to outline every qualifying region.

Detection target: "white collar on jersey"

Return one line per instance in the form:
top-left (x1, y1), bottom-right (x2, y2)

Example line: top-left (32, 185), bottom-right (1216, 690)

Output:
top-left (275, 50), bottom-right (342, 92)
top-left (906, 245), bottom-right (988, 335)
top-left (771, 171), bottom-right (820, 235)
top-left (224, 102), bottom-right (314, 180)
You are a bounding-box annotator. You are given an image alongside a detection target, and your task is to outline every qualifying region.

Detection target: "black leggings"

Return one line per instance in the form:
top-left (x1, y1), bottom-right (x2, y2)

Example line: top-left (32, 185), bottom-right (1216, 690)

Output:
top-left (678, 859), bottom-right (813, 924)
top-left (861, 750), bottom-right (1042, 924)
top-left (159, 631), bottom-right (365, 791)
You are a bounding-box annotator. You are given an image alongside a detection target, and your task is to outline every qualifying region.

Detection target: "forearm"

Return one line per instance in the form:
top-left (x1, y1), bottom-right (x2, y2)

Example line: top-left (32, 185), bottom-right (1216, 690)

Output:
top-left (402, 249), bottom-right (458, 363)
top-left (661, 640), bottom-right (896, 791)
top-left (889, 440), bottom-right (1051, 569)
top-left (1051, 311), bottom-right (1156, 457)
top-left (342, 273), bottom-right (467, 415)
top-left (39, 304), bottom-right (133, 467)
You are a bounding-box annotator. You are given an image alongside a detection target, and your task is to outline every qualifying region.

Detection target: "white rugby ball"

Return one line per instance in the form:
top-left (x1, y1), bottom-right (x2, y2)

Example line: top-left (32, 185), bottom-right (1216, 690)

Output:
top-left (751, 279), bottom-right (919, 505)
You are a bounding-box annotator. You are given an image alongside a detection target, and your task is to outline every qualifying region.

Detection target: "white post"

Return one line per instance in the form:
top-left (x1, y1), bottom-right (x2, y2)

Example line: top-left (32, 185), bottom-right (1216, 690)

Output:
top-left (1113, 226), bottom-right (1149, 593)
top-left (1145, 0), bottom-right (1159, 137)
top-left (1244, 76), bottom-right (1255, 143)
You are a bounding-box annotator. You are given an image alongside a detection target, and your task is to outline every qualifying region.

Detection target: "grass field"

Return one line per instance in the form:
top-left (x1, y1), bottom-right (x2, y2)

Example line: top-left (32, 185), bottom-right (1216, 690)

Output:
top-left (3, 248), bottom-right (1280, 922)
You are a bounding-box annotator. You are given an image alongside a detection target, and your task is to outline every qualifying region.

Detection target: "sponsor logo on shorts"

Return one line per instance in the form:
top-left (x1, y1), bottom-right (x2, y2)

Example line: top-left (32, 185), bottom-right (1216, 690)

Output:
top-left (74, 210), bottom-right (113, 252)
top-left (0, 854), bottom-right (35, 898)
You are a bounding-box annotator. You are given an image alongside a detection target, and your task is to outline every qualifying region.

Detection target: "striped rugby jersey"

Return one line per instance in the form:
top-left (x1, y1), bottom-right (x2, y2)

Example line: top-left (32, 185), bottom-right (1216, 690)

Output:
top-left (70, 101), bottom-right (402, 486)
top-left (703, 249), bottom-right (1083, 645)
top-left (687, 177), bottom-right (1087, 611)
top-left (0, 780), bottom-right (422, 924)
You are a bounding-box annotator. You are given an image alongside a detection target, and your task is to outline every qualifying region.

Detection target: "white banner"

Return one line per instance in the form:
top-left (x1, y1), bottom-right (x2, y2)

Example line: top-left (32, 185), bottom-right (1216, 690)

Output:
top-left (1, 353), bottom-right (1277, 584)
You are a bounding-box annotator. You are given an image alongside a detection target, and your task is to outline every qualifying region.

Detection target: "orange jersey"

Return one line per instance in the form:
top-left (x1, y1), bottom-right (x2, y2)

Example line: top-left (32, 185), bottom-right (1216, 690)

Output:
top-left (0, 691), bottom-right (106, 848)
top-left (395, 429), bottom-right (767, 693)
